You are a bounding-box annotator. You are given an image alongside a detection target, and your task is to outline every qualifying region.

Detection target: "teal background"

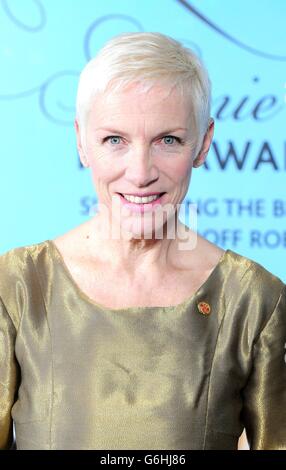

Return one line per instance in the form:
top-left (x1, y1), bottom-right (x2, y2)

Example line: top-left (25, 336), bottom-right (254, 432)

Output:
top-left (0, 0), bottom-right (285, 281)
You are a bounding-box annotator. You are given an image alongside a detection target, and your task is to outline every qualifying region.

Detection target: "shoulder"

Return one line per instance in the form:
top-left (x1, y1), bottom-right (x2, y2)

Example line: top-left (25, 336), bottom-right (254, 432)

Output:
top-left (223, 249), bottom-right (285, 339)
top-left (0, 240), bottom-right (50, 327)
top-left (0, 240), bottom-right (49, 274)
top-left (226, 249), bottom-right (284, 294)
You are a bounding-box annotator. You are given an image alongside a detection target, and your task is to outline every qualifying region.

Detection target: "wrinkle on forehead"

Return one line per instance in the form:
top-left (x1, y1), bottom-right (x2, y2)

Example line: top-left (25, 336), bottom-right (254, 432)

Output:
top-left (106, 78), bottom-right (179, 99)
top-left (88, 82), bottom-right (194, 134)
top-left (102, 82), bottom-right (185, 111)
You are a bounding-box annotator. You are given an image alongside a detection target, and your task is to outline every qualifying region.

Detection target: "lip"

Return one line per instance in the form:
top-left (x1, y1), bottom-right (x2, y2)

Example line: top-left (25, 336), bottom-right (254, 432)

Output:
top-left (117, 192), bottom-right (166, 213)
top-left (117, 192), bottom-right (164, 197)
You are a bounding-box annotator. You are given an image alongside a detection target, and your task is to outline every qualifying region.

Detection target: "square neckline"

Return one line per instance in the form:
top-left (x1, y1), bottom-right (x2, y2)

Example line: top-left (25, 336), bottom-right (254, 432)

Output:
top-left (45, 239), bottom-right (230, 312)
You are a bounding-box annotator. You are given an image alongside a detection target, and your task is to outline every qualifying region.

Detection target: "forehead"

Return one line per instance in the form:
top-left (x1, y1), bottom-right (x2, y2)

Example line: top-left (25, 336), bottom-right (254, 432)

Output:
top-left (88, 82), bottom-right (191, 125)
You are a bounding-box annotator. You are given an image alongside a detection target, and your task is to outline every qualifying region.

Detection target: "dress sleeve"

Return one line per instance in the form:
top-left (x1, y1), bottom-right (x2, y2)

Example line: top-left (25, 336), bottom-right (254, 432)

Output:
top-left (241, 284), bottom-right (286, 450)
top-left (0, 296), bottom-right (19, 450)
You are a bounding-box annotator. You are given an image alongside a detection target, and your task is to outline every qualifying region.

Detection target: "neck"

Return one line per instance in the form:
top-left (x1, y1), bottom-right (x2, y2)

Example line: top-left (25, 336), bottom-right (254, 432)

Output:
top-left (84, 212), bottom-right (190, 278)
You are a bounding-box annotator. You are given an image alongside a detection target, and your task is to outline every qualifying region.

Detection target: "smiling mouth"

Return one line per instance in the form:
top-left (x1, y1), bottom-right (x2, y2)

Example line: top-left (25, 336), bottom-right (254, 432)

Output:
top-left (117, 192), bottom-right (166, 204)
top-left (117, 192), bottom-right (166, 197)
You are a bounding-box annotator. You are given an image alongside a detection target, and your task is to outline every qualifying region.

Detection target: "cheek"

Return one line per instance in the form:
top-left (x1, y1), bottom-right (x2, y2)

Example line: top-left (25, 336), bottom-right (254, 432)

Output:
top-left (168, 158), bottom-right (192, 181)
top-left (88, 163), bottom-right (108, 191)
top-left (89, 156), bottom-right (116, 182)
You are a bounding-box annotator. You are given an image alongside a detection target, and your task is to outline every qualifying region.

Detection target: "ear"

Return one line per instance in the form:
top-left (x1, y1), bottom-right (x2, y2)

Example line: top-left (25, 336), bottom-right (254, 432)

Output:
top-left (192, 118), bottom-right (214, 168)
top-left (74, 119), bottom-right (89, 168)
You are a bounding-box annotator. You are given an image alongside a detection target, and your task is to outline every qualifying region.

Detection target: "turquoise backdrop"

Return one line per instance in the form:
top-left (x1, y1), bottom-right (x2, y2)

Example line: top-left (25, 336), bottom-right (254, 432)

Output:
top-left (0, 0), bottom-right (285, 280)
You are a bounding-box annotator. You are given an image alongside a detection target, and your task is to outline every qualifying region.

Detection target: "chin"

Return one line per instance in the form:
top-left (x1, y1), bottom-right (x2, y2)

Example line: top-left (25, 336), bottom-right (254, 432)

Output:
top-left (119, 217), bottom-right (165, 240)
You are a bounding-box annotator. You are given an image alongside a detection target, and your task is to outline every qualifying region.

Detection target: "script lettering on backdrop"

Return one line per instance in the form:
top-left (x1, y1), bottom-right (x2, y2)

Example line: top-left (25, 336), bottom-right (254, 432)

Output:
top-left (1, 0), bottom-right (285, 253)
top-left (0, 0), bottom-right (284, 170)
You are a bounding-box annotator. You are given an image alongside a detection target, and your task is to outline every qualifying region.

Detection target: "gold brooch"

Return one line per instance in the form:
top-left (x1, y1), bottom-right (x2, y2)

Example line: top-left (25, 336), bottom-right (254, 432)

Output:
top-left (197, 301), bottom-right (211, 315)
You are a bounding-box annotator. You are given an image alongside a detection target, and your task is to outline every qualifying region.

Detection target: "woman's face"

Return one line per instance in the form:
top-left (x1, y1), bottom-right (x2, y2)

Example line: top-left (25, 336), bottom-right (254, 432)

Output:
top-left (75, 82), bottom-right (212, 239)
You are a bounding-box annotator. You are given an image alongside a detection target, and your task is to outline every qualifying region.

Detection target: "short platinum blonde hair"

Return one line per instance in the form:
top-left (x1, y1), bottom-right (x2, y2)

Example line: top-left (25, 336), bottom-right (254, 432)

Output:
top-left (76, 32), bottom-right (212, 155)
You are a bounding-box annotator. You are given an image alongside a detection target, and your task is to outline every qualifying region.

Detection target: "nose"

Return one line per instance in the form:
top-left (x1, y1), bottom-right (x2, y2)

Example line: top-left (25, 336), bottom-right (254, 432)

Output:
top-left (124, 145), bottom-right (159, 187)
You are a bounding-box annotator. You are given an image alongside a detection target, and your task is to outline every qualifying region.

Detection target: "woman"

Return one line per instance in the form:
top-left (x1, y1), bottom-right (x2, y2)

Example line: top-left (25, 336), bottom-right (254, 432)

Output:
top-left (0, 32), bottom-right (285, 450)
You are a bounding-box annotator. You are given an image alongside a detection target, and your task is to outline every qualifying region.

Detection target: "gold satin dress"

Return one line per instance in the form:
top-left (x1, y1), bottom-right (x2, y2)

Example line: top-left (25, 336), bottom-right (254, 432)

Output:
top-left (0, 240), bottom-right (285, 450)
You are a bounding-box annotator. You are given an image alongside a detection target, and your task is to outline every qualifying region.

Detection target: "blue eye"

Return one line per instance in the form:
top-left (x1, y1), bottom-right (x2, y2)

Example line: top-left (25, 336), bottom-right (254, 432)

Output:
top-left (103, 136), bottom-right (122, 145)
top-left (162, 135), bottom-right (182, 145)
top-left (102, 135), bottom-right (183, 146)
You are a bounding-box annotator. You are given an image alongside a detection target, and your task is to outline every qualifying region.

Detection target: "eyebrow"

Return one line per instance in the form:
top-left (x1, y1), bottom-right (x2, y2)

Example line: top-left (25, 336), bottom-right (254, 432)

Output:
top-left (95, 127), bottom-right (188, 137)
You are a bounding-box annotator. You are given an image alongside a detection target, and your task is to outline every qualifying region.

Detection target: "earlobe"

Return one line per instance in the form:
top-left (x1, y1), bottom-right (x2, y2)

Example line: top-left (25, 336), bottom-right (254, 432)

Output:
top-left (81, 155), bottom-right (90, 168)
top-left (193, 160), bottom-right (202, 168)
top-left (193, 152), bottom-right (206, 168)
top-left (192, 158), bottom-right (199, 168)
